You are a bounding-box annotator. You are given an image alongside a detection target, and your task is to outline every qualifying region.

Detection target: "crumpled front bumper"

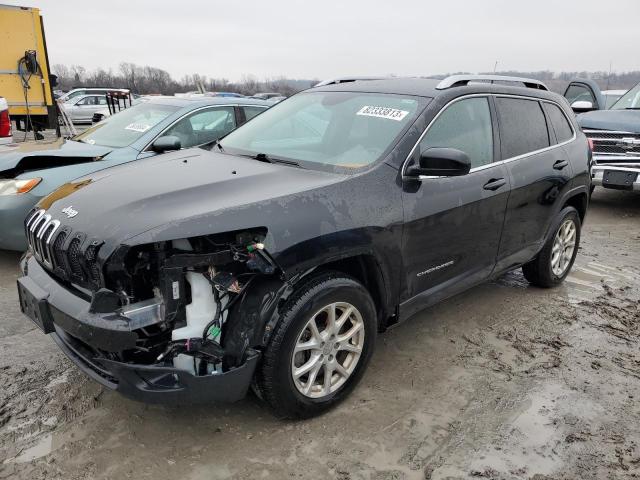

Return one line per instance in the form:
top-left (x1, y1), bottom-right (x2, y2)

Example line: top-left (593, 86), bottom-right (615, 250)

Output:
top-left (17, 255), bottom-right (260, 404)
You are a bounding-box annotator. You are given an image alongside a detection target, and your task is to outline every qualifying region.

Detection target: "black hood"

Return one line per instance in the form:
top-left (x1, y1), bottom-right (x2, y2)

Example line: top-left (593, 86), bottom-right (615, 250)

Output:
top-left (577, 109), bottom-right (640, 133)
top-left (37, 149), bottom-right (345, 258)
top-left (0, 138), bottom-right (113, 175)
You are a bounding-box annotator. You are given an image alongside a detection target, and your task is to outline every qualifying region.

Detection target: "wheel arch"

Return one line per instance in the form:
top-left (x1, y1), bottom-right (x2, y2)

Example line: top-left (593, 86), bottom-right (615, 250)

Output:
top-left (313, 254), bottom-right (393, 331)
top-left (561, 190), bottom-right (588, 223)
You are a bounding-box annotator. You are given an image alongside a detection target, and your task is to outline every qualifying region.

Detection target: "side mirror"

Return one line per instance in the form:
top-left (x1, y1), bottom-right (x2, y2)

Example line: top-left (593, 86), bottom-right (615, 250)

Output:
top-left (570, 100), bottom-right (595, 113)
top-left (406, 147), bottom-right (471, 178)
top-left (152, 135), bottom-right (181, 153)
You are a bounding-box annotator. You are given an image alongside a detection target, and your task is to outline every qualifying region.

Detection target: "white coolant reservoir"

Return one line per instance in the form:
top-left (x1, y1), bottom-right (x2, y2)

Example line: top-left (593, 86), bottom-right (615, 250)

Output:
top-left (171, 272), bottom-right (218, 342)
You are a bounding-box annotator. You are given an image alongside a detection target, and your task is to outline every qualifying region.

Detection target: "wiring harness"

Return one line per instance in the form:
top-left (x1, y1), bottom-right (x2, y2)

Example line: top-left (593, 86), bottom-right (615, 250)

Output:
top-left (17, 50), bottom-right (43, 141)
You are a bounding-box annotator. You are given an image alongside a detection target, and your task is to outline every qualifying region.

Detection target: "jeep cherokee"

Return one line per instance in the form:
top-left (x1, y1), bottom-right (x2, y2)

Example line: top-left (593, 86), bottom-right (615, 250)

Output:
top-left (16, 75), bottom-right (591, 418)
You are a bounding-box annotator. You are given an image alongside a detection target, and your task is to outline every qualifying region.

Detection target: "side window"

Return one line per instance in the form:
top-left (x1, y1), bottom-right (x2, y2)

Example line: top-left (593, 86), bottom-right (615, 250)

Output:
top-left (97, 96), bottom-right (108, 106)
top-left (495, 98), bottom-right (550, 159)
top-left (542, 103), bottom-right (574, 144)
top-left (243, 106), bottom-right (267, 122)
top-left (419, 97), bottom-right (493, 168)
top-left (76, 97), bottom-right (90, 106)
top-left (564, 84), bottom-right (596, 106)
top-left (163, 106), bottom-right (236, 149)
top-left (67, 90), bottom-right (85, 100)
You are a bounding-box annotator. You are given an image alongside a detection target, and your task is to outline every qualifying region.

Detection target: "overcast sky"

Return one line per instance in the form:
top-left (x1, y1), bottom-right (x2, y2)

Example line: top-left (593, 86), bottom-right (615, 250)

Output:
top-left (6, 0), bottom-right (640, 81)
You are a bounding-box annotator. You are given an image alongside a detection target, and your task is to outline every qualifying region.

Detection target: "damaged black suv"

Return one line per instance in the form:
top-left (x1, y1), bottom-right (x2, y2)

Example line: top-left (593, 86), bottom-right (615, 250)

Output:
top-left (17, 75), bottom-right (591, 418)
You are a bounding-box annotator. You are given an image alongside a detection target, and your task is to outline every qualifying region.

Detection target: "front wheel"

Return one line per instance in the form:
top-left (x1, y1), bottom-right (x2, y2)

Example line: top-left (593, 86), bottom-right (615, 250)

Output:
top-left (522, 206), bottom-right (581, 288)
top-left (256, 272), bottom-right (376, 419)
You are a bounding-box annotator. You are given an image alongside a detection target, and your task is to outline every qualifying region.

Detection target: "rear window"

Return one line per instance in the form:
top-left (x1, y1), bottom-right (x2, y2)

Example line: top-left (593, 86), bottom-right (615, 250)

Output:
top-left (542, 103), bottom-right (574, 144)
top-left (496, 98), bottom-right (550, 159)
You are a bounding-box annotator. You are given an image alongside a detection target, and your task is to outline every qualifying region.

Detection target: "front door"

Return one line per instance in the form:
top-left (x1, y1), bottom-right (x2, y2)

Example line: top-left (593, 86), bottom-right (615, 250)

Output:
top-left (400, 96), bottom-right (510, 318)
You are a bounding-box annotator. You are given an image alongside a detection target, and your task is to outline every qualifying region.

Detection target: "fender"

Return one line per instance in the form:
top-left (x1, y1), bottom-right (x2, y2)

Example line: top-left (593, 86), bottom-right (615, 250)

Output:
top-left (223, 249), bottom-right (395, 366)
top-left (541, 184), bottom-right (588, 246)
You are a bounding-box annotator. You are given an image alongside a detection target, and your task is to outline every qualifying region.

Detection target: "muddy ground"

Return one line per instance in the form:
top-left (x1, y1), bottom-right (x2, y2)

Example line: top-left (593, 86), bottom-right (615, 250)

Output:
top-left (1, 188), bottom-right (639, 480)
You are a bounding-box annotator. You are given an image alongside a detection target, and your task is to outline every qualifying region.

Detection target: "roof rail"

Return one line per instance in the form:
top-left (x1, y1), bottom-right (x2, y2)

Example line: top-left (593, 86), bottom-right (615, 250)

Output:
top-left (314, 76), bottom-right (389, 87)
top-left (436, 74), bottom-right (549, 91)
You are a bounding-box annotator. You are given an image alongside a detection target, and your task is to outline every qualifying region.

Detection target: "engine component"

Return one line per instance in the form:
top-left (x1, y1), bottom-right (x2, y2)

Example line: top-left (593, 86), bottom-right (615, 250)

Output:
top-left (172, 272), bottom-right (218, 341)
top-left (120, 297), bottom-right (164, 330)
top-left (211, 271), bottom-right (240, 293)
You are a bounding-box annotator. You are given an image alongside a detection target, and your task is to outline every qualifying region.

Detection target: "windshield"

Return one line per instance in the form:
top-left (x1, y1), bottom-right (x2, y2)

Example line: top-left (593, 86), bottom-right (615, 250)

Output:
top-left (73, 103), bottom-right (179, 148)
top-left (611, 83), bottom-right (640, 110)
top-left (220, 91), bottom-right (425, 171)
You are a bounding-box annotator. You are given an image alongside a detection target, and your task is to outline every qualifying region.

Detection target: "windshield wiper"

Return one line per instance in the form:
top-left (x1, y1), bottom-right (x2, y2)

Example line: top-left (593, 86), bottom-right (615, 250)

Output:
top-left (252, 152), bottom-right (301, 167)
top-left (208, 140), bottom-right (225, 152)
top-left (625, 107), bottom-right (640, 110)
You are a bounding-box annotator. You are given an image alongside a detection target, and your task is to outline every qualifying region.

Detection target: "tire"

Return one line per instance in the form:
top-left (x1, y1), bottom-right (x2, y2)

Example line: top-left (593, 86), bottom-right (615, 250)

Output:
top-left (522, 206), bottom-right (581, 288)
top-left (256, 272), bottom-right (376, 419)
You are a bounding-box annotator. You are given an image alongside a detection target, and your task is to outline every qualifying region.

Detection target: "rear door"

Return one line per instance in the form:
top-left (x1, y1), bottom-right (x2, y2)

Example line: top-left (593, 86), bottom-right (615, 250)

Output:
top-left (400, 96), bottom-right (510, 316)
top-left (495, 96), bottom-right (574, 270)
top-left (73, 95), bottom-right (104, 122)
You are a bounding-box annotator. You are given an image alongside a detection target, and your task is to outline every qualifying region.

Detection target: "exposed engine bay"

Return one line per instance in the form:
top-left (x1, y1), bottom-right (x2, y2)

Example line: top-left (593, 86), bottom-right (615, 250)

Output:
top-left (91, 229), bottom-right (282, 377)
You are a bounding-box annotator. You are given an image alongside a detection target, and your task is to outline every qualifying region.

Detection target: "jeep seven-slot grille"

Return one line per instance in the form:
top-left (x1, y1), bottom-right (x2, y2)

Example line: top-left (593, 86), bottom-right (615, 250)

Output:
top-left (583, 129), bottom-right (640, 162)
top-left (24, 209), bottom-right (103, 290)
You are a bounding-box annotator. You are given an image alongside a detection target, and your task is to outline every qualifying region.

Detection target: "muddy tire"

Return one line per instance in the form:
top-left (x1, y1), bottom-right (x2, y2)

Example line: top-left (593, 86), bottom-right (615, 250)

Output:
top-left (522, 206), bottom-right (581, 288)
top-left (255, 272), bottom-right (376, 419)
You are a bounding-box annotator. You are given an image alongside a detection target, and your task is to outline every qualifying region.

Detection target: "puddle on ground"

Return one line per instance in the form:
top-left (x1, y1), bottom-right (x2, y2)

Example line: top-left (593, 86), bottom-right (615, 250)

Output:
top-left (3, 415), bottom-right (91, 465)
top-left (6, 434), bottom-right (52, 464)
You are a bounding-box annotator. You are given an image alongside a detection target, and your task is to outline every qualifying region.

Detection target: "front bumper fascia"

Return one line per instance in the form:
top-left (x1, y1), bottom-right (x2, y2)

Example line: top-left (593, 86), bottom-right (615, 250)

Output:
top-left (18, 255), bottom-right (260, 404)
top-left (591, 165), bottom-right (640, 191)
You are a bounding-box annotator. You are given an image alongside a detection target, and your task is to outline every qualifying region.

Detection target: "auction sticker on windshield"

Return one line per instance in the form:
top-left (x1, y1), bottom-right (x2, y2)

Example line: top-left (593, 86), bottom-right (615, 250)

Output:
top-left (357, 106), bottom-right (409, 121)
top-left (125, 123), bottom-right (152, 133)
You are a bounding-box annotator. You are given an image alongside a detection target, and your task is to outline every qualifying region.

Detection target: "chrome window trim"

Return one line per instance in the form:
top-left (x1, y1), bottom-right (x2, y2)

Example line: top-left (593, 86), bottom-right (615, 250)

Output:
top-left (583, 129), bottom-right (636, 135)
top-left (401, 93), bottom-right (577, 181)
top-left (141, 103), bottom-right (239, 152)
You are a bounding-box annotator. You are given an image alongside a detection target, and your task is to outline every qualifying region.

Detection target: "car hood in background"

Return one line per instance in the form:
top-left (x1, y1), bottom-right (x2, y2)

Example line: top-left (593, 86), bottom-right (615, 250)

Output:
top-left (577, 110), bottom-right (640, 133)
top-left (0, 138), bottom-right (113, 174)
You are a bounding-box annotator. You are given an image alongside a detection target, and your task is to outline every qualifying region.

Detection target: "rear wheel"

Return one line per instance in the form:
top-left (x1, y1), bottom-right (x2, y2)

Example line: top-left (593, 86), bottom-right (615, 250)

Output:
top-left (256, 272), bottom-right (376, 418)
top-left (522, 206), bottom-right (581, 287)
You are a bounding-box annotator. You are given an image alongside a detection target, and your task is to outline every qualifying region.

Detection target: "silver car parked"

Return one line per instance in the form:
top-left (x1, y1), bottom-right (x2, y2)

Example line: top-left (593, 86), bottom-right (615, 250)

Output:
top-left (61, 94), bottom-right (109, 124)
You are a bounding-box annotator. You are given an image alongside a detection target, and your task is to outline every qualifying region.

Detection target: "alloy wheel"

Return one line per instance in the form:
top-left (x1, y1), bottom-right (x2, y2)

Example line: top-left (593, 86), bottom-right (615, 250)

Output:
top-left (551, 219), bottom-right (577, 276)
top-left (291, 302), bottom-right (365, 399)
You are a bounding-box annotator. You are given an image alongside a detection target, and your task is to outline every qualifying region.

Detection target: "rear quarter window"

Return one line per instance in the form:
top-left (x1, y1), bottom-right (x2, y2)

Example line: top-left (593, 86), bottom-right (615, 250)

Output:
top-left (496, 98), bottom-right (550, 159)
top-left (542, 102), bottom-right (574, 144)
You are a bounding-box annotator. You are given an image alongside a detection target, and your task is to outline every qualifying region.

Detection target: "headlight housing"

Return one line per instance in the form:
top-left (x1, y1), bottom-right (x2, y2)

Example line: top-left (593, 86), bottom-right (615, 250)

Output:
top-left (0, 178), bottom-right (41, 196)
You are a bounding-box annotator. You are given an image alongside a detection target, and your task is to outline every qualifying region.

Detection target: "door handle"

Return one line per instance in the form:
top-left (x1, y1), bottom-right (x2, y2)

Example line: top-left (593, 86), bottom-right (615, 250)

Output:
top-left (553, 160), bottom-right (569, 170)
top-left (483, 178), bottom-right (506, 191)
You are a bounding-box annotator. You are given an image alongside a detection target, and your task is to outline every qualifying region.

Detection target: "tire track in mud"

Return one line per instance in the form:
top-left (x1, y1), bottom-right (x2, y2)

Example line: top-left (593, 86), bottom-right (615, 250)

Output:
top-left (406, 266), bottom-right (640, 479)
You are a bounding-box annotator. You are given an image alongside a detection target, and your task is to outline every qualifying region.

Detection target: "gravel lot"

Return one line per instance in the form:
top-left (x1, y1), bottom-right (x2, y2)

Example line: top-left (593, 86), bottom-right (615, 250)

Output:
top-left (1, 188), bottom-right (639, 480)
top-left (10, 122), bottom-right (87, 143)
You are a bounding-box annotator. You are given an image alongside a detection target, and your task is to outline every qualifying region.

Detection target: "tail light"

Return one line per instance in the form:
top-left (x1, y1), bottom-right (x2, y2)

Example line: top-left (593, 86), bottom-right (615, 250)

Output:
top-left (587, 138), bottom-right (594, 152)
top-left (0, 109), bottom-right (11, 138)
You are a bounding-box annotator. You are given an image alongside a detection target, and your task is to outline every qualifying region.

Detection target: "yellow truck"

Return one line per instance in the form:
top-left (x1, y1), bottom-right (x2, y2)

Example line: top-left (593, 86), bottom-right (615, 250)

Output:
top-left (0, 4), bottom-right (57, 135)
